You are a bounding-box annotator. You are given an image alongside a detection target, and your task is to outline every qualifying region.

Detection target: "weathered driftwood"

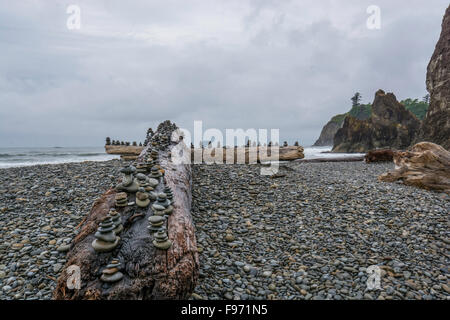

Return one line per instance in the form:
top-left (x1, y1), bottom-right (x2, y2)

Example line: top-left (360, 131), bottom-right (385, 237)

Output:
top-left (295, 156), bottom-right (364, 163)
top-left (193, 146), bottom-right (305, 163)
top-left (379, 142), bottom-right (450, 194)
top-left (365, 149), bottom-right (394, 163)
top-left (108, 145), bottom-right (305, 163)
top-left (105, 145), bottom-right (143, 155)
top-left (54, 122), bottom-right (199, 299)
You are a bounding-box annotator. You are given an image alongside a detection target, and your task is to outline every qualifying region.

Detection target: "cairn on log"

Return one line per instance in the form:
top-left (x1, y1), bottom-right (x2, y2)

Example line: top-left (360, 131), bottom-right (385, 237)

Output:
top-left (379, 142), bottom-right (450, 194)
top-left (53, 120), bottom-right (199, 300)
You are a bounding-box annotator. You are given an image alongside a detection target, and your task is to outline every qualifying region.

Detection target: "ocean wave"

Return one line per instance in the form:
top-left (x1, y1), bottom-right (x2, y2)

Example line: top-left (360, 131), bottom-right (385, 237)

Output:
top-left (76, 153), bottom-right (105, 157)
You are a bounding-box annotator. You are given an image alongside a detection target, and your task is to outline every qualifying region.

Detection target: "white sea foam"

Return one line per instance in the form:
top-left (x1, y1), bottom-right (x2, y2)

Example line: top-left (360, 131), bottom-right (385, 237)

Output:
top-left (0, 147), bottom-right (119, 168)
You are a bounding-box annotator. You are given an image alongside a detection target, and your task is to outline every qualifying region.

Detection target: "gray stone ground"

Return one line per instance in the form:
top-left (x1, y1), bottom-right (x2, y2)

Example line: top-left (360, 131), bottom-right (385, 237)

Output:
top-left (191, 161), bottom-right (449, 300)
top-left (0, 160), bottom-right (448, 300)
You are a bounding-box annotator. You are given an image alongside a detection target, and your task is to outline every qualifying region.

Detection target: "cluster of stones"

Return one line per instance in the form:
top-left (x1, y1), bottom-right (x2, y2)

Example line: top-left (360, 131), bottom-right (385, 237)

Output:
top-left (153, 229), bottom-right (172, 250)
top-left (151, 193), bottom-right (173, 216)
top-left (107, 139), bottom-right (142, 146)
top-left (92, 216), bottom-right (120, 252)
top-left (100, 258), bottom-right (123, 283)
top-left (115, 192), bottom-right (128, 208)
top-left (116, 166), bottom-right (139, 193)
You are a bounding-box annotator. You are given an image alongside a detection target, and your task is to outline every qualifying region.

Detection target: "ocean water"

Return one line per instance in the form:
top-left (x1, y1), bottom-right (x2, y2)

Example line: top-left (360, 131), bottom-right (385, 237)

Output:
top-left (302, 146), bottom-right (365, 159)
top-left (0, 146), bottom-right (364, 168)
top-left (0, 147), bottom-right (120, 169)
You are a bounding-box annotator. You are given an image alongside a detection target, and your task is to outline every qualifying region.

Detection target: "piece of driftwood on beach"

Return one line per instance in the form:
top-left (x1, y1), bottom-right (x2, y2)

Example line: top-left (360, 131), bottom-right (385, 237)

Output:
top-left (295, 156), bottom-right (365, 163)
top-left (54, 121), bottom-right (199, 300)
top-left (379, 142), bottom-right (450, 194)
top-left (107, 144), bottom-right (305, 163)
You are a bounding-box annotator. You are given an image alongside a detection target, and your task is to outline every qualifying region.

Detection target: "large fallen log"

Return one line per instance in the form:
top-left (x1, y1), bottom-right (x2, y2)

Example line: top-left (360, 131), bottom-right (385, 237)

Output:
top-left (295, 156), bottom-right (365, 163)
top-left (378, 142), bottom-right (450, 194)
top-left (365, 149), bottom-right (394, 163)
top-left (53, 121), bottom-right (199, 299)
top-left (194, 145), bottom-right (305, 163)
top-left (105, 145), bottom-right (143, 155)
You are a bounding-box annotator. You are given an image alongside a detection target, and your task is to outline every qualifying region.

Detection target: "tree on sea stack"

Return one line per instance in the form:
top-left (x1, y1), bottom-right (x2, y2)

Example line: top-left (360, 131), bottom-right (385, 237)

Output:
top-left (132, 141), bottom-right (137, 146)
top-left (294, 141), bottom-right (299, 146)
top-left (106, 137), bottom-right (111, 145)
top-left (351, 92), bottom-right (362, 107)
top-left (283, 141), bottom-right (288, 147)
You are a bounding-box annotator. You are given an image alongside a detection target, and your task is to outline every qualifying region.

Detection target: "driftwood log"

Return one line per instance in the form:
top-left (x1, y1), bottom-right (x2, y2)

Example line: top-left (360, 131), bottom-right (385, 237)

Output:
top-left (194, 145), bottom-right (305, 163)
top-left (365, 149), bottom-right (394, 163)
top-left (53, 121), bottom-right (199, 299)
top-left (106, 145), bottom-right (305, 163)
top-left (379, 142), bottom-right (450, 194)
top-left (295, 156), bottom-right (365, 163)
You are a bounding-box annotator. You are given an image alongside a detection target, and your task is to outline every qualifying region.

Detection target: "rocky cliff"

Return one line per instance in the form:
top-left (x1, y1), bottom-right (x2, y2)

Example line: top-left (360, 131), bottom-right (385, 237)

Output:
top-left (313, 119), bottom-right (342, 146)
top-left (420, 6), bottom-right (450, 150)
top-left (332, 90), bottom-right (421, 153)
top-left (313, 105), bottom-right (372, 146)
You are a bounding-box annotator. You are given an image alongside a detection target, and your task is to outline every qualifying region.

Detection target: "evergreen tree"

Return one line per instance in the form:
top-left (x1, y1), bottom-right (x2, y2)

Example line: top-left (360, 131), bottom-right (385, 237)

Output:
top-left (351, 92), bottom-right (362, 107)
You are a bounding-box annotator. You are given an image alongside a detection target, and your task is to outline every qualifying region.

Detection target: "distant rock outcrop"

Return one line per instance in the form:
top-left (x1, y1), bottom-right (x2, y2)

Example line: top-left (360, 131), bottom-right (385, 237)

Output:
top-left (313, 120), bottom-right (342, 146)
top-left (332, 90), bottom-right (421, 153)
top-left (313, 105), bottom-right (372, 146)
top-left (420, 6), bottom-right (450, 150)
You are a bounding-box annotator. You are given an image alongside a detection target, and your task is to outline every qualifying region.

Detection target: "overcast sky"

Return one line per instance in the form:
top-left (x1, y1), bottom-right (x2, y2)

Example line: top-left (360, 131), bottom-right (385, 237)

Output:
top-left (0, 0), bottom-right (448, 147)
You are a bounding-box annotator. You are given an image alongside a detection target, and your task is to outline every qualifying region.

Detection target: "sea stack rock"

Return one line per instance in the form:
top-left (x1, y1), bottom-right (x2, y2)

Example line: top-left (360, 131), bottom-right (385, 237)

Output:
top-left (100, 259), bottom-right (123, 283)
top-left (92, 217), bottom-right (120, 252)
top-left (420, 6), bottom-right (450, 150)
top-left (332, 90), bottom-right (421, 153)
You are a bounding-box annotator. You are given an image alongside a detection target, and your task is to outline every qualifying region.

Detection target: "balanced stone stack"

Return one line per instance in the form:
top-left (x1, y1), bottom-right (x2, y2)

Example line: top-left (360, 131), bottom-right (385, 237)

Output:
top-left (153, 229), bottom-right (172, 250)
top-left (136, 173), bottom-right (154, 192)
top-left (116, 166), bottom-right (139, 193)
top-left (115, 192), bottom-right (128, 208)
top-left (150, 166), bottom-right (162, 179)
top-left (92, 217), bottom-right (120, 252)
top-left (100, 259), bottom-right (123, 283)
top-left (136, 162), bottom-right (147, 174)
top-left (152, 193), bottom-right (173, 215)
top-left (163, 186), bottom-right (174, 202)
top-left (109, 209), bottom-right (123, 234)
top-left (148, 215), bottom-right (166, 233)
top-left (136, 187), bottom-right (150, 208)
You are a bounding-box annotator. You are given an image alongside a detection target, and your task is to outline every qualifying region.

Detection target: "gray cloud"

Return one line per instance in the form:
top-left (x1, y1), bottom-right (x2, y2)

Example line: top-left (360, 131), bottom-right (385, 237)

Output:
top-left (0, 0), bottom-right (448, 147)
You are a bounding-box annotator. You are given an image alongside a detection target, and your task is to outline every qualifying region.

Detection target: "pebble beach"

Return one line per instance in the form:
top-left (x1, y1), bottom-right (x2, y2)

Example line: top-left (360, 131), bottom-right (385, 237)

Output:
top-left (0, 159), bottom-right (449, 300)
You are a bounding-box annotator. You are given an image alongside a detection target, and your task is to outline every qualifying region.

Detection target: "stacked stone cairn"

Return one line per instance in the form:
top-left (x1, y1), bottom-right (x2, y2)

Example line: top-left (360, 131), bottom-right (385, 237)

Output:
top-left (115, 192), bottom-right (128, 208)
top-left (100, 258), bottom-right (123, 283)
top-left (109, 209), bottom-right (123, 234)
top-left (153, 229), bottom-right (172, 250)
top-left (92, 216), bottom-right (120, 252)
top-left (148, 215), bottom-right (166, 233)
top-left (116, 166), bottom-right (139, 193)
top-left (136, 187), bottom-right (150, 208)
